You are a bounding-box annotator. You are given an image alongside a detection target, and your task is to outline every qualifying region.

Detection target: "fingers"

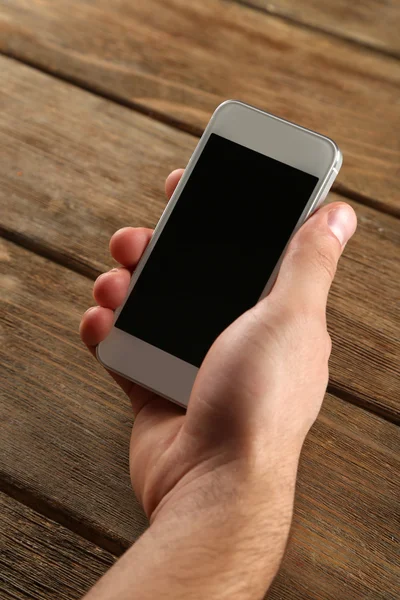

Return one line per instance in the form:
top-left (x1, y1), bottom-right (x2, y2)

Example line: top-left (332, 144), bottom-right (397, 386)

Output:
top-left (87, 168), bottom-right (185, 338)
top-left (110, 227), bottom-right (153, 268)
top-left (93, 267), bottom-right (131, 309)
top-left (79, 306), bottom-right (135, 395)
top-left (79, 306), bottom-right (114, 348)
top-left (81, 168), bottom-right (185, 402)
top-left (271, 202), bottom-right (357, 315)
top-left (165, 169), bottom-right (184, 199)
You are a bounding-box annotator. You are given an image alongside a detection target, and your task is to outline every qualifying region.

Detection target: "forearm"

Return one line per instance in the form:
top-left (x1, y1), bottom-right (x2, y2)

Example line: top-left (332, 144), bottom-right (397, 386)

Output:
top-left (84, 460), bottom-right (298, 600)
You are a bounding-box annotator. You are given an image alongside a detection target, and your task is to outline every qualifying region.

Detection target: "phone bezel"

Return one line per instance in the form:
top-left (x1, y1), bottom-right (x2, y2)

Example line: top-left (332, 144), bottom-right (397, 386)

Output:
top-left (97, 100), bottom-right (342, 408)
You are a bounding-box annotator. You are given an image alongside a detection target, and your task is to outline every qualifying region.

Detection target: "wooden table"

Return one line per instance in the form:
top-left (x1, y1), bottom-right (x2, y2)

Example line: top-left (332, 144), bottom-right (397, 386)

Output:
top-left (0, 1), bottom-right (399, 598)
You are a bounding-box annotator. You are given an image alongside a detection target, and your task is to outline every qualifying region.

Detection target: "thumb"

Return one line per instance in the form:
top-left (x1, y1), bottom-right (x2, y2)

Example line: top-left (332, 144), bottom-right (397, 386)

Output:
top-left (271, 202), bottom-right (357, 313)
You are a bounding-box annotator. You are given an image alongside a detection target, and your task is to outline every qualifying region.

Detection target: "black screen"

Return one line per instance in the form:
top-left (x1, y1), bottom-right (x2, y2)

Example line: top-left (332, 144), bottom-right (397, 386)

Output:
top-left (116, 134), bottom-right (318, 367)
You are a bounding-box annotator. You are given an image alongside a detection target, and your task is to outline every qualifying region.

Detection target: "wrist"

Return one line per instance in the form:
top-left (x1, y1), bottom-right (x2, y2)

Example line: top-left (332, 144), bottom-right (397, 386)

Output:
top-left (84, 453), bottom-right (300, 600)
top-left (148, 457), bottom-right (299, 598)
top-left (151, 427), bottom-right (303, 522)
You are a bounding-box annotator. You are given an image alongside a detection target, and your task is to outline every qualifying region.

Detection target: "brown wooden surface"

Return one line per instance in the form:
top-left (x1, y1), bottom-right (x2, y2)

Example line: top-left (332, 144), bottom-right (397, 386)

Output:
top-left (1, 0), bottom-right (399, 596)
top-left (0, 56), bottom-right (399, 422)
top-left (0, 493), bottom-right (114, 600)
top-left (0, 236), bottom-right (148, 553)
top-left (239, 0), bottom-right (400, 57)
top-left (0, 1), bottom-right (399, 214)
top-left (1, 237), bottom-right (400, 599)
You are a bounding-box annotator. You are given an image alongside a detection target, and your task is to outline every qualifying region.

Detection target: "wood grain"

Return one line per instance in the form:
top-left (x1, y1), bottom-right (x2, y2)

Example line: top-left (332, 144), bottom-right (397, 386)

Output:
top-left (0, 238), bottom-right (399, 598)
top-left (0, 244), bottom-right (149, 553)
top-left (0, 1), bottom-right (399, 212)
top-left (0, 493), bottom-right (113, 600)
top-left (237, 0), bottom-right (400, 57)
top-left (0, 56), bottom-right (399, 421)
top-left (270, 399), bottom-right (400, 600)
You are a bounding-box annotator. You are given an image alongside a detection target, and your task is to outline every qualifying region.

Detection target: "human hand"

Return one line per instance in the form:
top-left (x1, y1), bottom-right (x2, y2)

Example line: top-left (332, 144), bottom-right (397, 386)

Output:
top-left (80, 169), bottom-right (357, 598)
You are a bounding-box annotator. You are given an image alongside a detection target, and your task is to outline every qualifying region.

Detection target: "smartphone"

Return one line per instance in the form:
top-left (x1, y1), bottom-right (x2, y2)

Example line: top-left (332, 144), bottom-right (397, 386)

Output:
top-left (97, 100), bottom-right (342, 407)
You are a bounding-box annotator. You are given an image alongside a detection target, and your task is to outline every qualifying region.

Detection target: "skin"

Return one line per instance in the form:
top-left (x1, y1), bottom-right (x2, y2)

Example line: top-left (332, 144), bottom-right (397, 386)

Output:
top-left (80, 169), bottom-right (357, 599)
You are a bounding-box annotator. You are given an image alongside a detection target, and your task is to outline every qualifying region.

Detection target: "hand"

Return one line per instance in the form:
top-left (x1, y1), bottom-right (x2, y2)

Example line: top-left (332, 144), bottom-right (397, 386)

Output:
top-left (80, 169), bottom-right (357, 599)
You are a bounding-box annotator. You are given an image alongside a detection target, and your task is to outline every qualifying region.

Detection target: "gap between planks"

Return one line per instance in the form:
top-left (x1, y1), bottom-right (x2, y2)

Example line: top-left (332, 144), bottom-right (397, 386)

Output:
top-left (1, 11), bottom-right (398, 588)
top-left (0, 224), bottom-right (398, 430)
top-left (0, 474), bottom-right (129, 557)
top-left (1, 235), bottom-right (399, 597)
top-left (0, 356), bottom-right (399, 568)
top-left (0, 50), bottom-right (398, 221)
top-left (228, 0), bottom-right (400, 61)
top-left (0, 49), bottom-right (398, 425)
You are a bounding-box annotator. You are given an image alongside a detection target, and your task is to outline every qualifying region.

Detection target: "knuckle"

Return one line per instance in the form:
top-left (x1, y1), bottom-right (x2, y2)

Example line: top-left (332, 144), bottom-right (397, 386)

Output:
top-left (282, 305), bottom-right (331, 353)
top-left (266, 303), bottom-right (312, 347)
top-left (257, 298), bottom-right (330, 355)
top-left (287, 233), bottom-right (338, 283)
top-left (282, 297), bottom-right (324, 329)
top-left (293, 301), bottom-right (319, 325)
top-left (313, 245), bottom-right (337, 281)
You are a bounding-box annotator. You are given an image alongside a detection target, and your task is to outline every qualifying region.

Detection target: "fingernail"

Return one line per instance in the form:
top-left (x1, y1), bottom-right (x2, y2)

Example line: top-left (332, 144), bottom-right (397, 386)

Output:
top-left (327, 206), bottom-right (356, 247)
top-left (84, 306), bottom-right (97, 316)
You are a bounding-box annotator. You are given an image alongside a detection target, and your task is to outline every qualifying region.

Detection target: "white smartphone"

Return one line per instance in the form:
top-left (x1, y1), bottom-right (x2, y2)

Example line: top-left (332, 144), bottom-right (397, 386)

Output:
top-left (97, 100), bottom-right (342, 408)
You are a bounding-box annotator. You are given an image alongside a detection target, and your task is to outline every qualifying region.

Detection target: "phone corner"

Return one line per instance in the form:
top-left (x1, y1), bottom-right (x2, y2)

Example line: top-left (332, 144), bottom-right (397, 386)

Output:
top-left (322, 134), bottom-right (343, 172)
top-left (334, 147), bottom-right (343, 173)
top-left (212, 99), bottom-right (241, 117)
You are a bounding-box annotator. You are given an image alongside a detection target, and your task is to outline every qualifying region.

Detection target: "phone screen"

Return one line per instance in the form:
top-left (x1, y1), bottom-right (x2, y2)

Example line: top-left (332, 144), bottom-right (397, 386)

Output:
top-left (116, 134), bottom-right (318, 367)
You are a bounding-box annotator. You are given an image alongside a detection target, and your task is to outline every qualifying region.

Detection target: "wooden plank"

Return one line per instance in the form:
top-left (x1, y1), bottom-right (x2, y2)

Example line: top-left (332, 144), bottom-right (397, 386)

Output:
top-left (238, 0), bottom-right (400, 58)
top-left (0, 493), bottom-right (114, 600)
top-left (271, 401), bottom-right (400, 600)
top-left (0, 57), bottom-right (399, 421)
top-left (0, 238), bottom-right (399, 598)
top-left (0, 256), bottom-right (149, 551)
top-left (0, 2), bottom-right (399, 213)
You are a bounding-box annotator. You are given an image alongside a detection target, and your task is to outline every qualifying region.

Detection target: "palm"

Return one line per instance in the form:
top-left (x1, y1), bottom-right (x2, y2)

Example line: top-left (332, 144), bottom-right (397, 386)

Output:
top-left (126, 294), bottom-right (326, 519)
top-left (127, 386), bottom-right (186, 518)
top-left (124, 309), bottom-right (265, 518)
top-left (83, 297), bottom-right (286, 520)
